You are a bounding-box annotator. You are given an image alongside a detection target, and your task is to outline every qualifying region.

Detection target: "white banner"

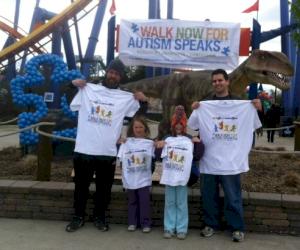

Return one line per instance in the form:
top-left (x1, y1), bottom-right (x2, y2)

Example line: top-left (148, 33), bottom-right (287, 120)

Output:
top-left (119, 19), bottom-right (241, 70)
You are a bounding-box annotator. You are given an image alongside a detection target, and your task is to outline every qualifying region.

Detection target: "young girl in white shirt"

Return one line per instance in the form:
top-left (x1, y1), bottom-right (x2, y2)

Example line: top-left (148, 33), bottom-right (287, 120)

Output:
top-left (118, 116), bottom-right (155, 233)
top-left (156, 106), bottom-right (204, 240)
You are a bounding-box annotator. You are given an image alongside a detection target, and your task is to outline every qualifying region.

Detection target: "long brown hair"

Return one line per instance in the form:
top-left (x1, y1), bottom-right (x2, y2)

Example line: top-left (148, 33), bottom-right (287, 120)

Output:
top-left (127, 115), bottom-right (151, 138)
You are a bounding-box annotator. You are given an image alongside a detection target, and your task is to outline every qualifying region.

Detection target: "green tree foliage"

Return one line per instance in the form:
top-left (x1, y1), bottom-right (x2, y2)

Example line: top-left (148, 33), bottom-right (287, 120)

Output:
top-left (291, 0), bottom-right (300, 48)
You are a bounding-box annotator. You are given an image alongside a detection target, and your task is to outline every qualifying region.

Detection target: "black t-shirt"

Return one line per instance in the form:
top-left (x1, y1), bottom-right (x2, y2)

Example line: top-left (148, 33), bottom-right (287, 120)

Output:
top-left (204, 94), bottom-right (242, 101)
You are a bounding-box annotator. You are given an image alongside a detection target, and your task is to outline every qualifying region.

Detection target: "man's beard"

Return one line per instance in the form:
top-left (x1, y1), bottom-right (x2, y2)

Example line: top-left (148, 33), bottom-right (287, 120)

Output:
top-left (104, 79), bottom-right (120, 89)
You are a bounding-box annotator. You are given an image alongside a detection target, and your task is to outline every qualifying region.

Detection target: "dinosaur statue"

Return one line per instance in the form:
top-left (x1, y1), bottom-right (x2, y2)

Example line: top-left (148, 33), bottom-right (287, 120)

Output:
top-left (121, 50), bottom-right (294, 138)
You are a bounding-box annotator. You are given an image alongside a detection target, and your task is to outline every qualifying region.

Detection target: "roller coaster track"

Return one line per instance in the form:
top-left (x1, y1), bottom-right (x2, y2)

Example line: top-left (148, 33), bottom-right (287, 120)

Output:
top-left (0, 0), bottom-right (96, 70)
top-left (0, 17), bottom-right (47, 54)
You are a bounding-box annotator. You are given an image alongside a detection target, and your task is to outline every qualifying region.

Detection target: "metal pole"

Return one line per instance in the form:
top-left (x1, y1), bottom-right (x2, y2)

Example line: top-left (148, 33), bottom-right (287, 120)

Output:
top-left (82, 0), bottom-right (108, 78)
top-left (280, 0), bottom-right (291, 116)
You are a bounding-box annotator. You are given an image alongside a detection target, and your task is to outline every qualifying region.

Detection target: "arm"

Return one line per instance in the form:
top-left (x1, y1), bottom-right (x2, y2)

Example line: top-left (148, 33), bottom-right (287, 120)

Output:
top-left (151, 158), bottom-right (156, 174)
top-left (251, 99), bottom-right (262, 111)
top-left (191, 101), bottom-right (200, 110)
top-left (72, 79), bottom-right (87, 88)
top-left (133, 91), bottom-right (149, 115)
top-left (193, 140), bottom-right (205, 161)
top-left (154, 140), bottom-right (166, 161)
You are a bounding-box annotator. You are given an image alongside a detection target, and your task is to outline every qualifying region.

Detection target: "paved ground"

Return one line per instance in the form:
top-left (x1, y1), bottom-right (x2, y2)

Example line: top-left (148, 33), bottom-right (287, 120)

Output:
top-left (254, 132), bottom-right (294, 151)
top-left (0, 126), bottom-right (299, 249)
top-left (0, 125), bottom-right (19, 150)
top-left (0, 218), bottom-right (299, 250)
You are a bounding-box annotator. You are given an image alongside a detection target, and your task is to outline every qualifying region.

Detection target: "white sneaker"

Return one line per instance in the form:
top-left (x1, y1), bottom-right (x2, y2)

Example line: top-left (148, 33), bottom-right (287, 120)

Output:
top-left (200, 226), bottom-right (214, 237)
top-left (127, 225), bottom-right (136, 232)
top-left (232, 231), bottom-right (245, 242)
top-left (142, 227), bottom-right (151, 233)
top-left (177, 232), bottom-right (187, 240)
top-left (163, 230), bottom-right (174, 239)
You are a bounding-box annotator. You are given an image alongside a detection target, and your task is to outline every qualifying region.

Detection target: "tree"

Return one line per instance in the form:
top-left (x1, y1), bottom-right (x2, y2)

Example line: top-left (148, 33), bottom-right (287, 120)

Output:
top-left (291, 0), bottom-right (300, 47)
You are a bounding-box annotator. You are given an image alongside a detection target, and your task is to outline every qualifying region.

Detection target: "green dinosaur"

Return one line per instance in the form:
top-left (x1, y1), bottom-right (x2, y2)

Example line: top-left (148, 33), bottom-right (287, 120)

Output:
top-left (121, 50), bottom-right (294, 138)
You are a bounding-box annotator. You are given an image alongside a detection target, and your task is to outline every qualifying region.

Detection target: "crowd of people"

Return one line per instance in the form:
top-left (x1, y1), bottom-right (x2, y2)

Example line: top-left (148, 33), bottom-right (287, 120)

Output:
top-left (65, 59), bottom-right (263, 243)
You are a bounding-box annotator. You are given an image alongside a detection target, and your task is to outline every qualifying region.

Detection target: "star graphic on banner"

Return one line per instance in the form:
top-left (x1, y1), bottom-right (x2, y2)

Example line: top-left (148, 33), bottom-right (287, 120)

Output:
top-left (131, 23), bottom-right (139, 33)
top-left (221, 46), bottom-right (230, 56)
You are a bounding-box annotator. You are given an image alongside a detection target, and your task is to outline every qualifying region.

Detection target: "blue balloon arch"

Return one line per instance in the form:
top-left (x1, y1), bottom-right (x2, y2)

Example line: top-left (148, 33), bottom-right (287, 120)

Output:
top-left (10, 54), bottom-right (83, 145)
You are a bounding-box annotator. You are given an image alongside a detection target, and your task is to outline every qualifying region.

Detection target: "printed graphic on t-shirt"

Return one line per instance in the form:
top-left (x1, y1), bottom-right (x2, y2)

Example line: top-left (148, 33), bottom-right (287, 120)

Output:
top-left (187, 100), bottom-right (262, 175)
top-left (165, 146), bottom-right (188, 172)
top-left (88, 100), bottom-right (114, 126)
top-left (125, 149), bottom-right (149, 174)
top-left (212, 115), bottom-right (238, 141)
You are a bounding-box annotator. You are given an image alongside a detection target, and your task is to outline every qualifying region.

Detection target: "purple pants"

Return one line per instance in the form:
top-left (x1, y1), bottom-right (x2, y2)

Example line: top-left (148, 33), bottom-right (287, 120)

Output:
top-left (127, 186), bottom-right (151, 227)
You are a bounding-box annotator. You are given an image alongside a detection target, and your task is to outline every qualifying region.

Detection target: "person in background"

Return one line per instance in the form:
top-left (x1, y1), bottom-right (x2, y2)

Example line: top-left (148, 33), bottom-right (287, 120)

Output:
top-left (265, 104), bottom-right (280, 143)
top-left (65, 59), bottom-right (148, 232)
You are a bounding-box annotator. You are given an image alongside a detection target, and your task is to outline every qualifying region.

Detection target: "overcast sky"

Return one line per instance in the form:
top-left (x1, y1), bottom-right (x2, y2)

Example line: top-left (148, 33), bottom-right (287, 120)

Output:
top-left (0, 0), bottom-right (283, 65)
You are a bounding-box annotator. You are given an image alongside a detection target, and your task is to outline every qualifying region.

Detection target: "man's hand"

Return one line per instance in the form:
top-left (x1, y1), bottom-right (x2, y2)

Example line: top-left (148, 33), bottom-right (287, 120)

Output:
top-left (252, 99), bottom-right (262, 111)
top-left (191, 101), bottom-right (200, 110)
top-left (134, 91), bottom-right (148, 102)
top-left (72, 79), bottom-right (87, 88)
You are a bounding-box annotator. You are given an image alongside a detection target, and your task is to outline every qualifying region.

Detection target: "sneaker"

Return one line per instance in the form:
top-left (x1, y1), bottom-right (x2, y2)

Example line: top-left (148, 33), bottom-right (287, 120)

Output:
top-left (127, 225), bottom-right (136, 232)
top-left (177, 232), bottom-right (187, 240)
top-left (232, 231), bottom-right (244, 242)
top-left (65, 216), bottom-right (84, 232)
top-left (200, 226), bottom-right (214, 237)
top-left (94, 217), bottom-right (109, 232)
top-left (142, 227), bottom-right (151, 233)
top-left (163, 230), bottom-right (174, 239)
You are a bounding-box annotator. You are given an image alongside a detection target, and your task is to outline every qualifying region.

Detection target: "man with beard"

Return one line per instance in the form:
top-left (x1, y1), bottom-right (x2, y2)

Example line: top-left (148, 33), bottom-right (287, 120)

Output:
top-left (66, 59), bottom-right (148, 232)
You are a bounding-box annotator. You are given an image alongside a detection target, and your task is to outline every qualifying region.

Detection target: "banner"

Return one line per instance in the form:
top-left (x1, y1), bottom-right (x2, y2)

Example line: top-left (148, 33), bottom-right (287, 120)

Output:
top-left (119, 19), bottom-right (241, 70)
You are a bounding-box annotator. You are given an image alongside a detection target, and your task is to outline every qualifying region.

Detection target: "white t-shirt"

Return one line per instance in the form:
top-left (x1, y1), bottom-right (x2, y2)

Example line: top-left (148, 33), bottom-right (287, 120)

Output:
top-left (118, 138), bottom-right (154, 189)
top-left (159, 136), bottom-right (194, 186)
top-left (70, 83), bottom-right (140, 156)
top-left (188, 100), bottom-right (262, 175)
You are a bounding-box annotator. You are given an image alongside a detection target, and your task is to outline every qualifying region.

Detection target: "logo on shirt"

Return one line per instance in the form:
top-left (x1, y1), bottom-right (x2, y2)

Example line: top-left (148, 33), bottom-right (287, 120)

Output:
top-left (165, 147), bottom-right (187, 172)
top-left (88, 101), bottom-right (113, 126)
top-left (125, 151), bottom-right (149, 173)
top-left (212, 116), bottom-right (238, 140)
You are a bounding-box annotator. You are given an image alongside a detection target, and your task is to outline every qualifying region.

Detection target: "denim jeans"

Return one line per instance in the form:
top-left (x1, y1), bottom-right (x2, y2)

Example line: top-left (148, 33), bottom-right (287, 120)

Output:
top-left (200, 174), bottom-right (244, 232)
top-left (164, 185), bottom-right (188, 234)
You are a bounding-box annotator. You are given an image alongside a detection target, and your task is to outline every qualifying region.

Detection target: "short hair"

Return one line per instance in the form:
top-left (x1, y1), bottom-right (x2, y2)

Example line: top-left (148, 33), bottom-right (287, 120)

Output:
top-left (211, 69), bottom-right (229, 80)
top-left (127, 115), bottom-right (151, 138)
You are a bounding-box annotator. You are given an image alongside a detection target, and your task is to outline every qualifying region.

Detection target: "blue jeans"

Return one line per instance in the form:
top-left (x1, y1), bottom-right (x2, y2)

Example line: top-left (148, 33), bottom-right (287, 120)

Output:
top-left (200, 174), bottom-right (244, 232)
top-left (164, 185), bottom-right (188, 234)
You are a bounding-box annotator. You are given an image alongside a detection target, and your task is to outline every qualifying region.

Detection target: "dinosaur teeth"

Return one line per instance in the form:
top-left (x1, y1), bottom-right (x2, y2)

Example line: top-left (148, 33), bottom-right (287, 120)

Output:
top-left (270, 72), bottom-right (290, 85)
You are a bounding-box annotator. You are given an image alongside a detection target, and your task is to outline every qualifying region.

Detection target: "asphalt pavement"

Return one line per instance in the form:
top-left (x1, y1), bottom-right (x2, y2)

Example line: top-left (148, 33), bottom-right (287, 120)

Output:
top-left (0, 218), bottom-right (299, 250)
top-left (0, 127), bottom-right (299, 250)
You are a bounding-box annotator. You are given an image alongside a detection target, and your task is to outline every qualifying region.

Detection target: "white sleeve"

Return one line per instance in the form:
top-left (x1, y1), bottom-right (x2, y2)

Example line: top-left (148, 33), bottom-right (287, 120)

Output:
top-left (253, 108), bottom-right (262, 130)
top-left (70, 90), bottom-right (82, 111)
top-left (125, 97), bottom-right (140, 117)
top-left (117, 143), bottom-right (125, 162)
top-left (160, 145), bottom-right (168, 159)
top-left (151, 145), bottom-right (155, 158)
top-left (187, 109), bottom-right (200, 130)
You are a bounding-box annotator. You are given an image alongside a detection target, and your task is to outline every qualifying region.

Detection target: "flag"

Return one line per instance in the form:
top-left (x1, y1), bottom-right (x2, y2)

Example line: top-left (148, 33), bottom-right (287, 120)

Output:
top-left (109, 0), bottom-right (116, 15)
top-left (242, 0), bottom-right (259, 13)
